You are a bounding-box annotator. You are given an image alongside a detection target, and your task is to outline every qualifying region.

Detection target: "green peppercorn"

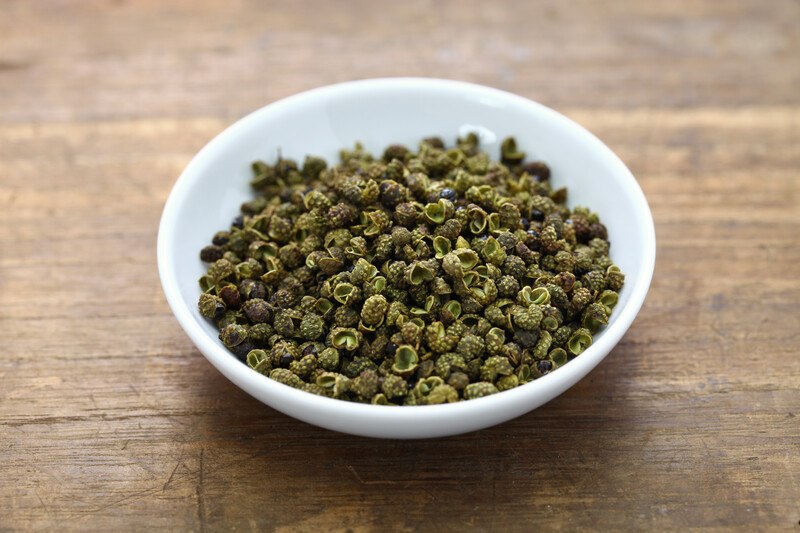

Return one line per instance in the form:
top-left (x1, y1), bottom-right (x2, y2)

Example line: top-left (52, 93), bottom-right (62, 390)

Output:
top-left (425, 322), bottom-right (458, 353)
top-left (426, 383), bottom-right (459, 404)
top-left (456, 333), bottom-right (485, 360)
top-left (289, 354), bottom-right (318, 379)
top-left (318, 347), bottom-right (340, 371)
top-left (381, 374), bottom-right (408, 399)
top-left (464, 382), bottom-right (499, 400)
top-left (361, 295), bottom-right (388, 326)
top-left (220, 323), bottom-right (248, 348)
top-left (269, 368), bottom-right (304, 389)
top-left (198, 293), bottom-right (226, 320)
top-left (533, 330), bottom-right (553, 360)
top-left (447, 371), bottom-right (470, 391)
top-left (496, 374), bottom-right (519, 392)
top-left (571, 287), bottom-right (593, 310)
top-left (246, 349), bottom-right (271, 375)
top-left (485, 327), bottom-right (506, 356)
top-left (300, 313), bottom-right (325, 340)
top-left (582, 302), bottom-right (609, 333)
top-left (512, 306), bottom-right (541, 331)
top-left (316, 372), bottom-right (350, 397)
top-left (434, 352), bottom-right (466, 379)
top-left (392, 345), bottom-right (419, 375)
top-left (351, 369), bottom-right (380, 399)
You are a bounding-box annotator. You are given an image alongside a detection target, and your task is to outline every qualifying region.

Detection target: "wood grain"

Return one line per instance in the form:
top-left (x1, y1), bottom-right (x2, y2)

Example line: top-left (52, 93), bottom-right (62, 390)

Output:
top-left (1, 1), bottom-right (799, 531)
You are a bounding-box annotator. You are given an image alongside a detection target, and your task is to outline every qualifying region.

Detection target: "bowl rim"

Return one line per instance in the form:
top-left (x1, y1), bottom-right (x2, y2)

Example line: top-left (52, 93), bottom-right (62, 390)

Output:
top-left (157, 77), bottom-right (656, 431)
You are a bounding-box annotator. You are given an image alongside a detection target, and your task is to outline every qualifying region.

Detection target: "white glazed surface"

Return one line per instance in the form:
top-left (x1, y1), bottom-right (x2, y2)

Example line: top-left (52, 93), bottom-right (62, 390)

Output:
top-left (157, 78), bottom-right (656, 439)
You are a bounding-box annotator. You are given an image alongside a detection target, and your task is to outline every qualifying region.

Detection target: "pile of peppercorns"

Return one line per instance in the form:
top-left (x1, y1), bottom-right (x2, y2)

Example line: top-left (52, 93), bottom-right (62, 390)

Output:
top-left (197, 134), bottom-right (624, 404)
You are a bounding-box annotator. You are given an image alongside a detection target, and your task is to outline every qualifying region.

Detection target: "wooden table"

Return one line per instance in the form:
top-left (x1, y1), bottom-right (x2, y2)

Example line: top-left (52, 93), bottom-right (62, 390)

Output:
top-left (2, 1), bottom-right (798, 530)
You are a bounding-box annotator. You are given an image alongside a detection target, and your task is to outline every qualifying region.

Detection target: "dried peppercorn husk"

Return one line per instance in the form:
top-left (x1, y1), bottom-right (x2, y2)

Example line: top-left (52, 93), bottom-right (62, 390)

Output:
top-left (198, 134), bottom-right (624, 404)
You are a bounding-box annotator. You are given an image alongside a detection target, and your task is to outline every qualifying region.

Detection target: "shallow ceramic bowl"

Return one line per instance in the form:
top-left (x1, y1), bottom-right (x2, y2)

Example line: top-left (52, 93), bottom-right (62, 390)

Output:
top-left (157, 78), bottom-right (656, 439)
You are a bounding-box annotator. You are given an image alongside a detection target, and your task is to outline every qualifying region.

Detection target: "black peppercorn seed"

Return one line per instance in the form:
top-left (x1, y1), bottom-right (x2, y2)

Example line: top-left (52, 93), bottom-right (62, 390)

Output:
top-left (233, 341), bottom-right (256, 361)
top-left (439, 188), bottom-right (456, 201)
top-left (279, 353), bottom-right (294, 368)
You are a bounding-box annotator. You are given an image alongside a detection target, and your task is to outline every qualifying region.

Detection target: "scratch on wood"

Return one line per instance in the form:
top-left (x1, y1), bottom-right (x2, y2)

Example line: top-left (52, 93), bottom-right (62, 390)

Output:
top-left (34, 488), bottom-right (53, 523)
top-left (197, 447), bottom-right (207, 533)
top-left (709, 322), bottom-right (727, 342)
top-left (491, 479), bottom-right (497, 526)
top-left (163, 459), bottom-right (182, 491)
top-left (422, 487), bottom-right (439, 503)
top-left (6, 376), bottom-right (63, 399)
top-left (69, 486), bottom-right (165, 521)
top-left (346, 465), bottom-right (398, 485)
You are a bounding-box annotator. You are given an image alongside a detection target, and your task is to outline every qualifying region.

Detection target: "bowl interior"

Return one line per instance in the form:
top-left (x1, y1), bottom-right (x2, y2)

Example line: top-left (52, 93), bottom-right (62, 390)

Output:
top-left (158, 78), bottom-right (655, 438)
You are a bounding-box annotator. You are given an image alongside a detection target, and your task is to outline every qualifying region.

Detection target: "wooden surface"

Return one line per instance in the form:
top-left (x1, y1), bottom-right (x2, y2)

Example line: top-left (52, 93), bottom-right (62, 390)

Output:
top-left (2, 1), bottom-right (799, 531)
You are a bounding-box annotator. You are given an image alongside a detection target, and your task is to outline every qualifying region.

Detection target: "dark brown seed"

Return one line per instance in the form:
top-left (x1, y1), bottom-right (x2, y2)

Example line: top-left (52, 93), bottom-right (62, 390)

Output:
top-left (218, 285), bottom-right (241, 308)
top-left (525, 230), bottom-right (541, 249)
top-left (200, 245), bottom-right (224, 262)
top-left (514, 329), bottom-right (540, 349)
top-left (417, 360), bottom-right (435, 379)
top-left (212, 231), bottom-right (230, 246)
top-left (522, 161), bottom-right (550, 181)
top-left (209, 299), bottom-right (226, 320)
top-left (395, 203), bottom-right (418, 227)
top-left (380, 180), bottom-right (406, 209)
top-left (270, 289), bottom-right (298, 309)
top-left (240, 279), bottom-right (268, 301)
top-left (232, 341), bottom-right (256, 361)
top-left (506, 342), bottom-right (523, 366)
top-left (422, 136), bottom-right (445, 149)
top-left (569, 217), bottom-right (592, 242)
top-left (550, 187), bottom-right (567, 204)
top-left (554, 272), bottom-right (576, 293)
top-left (383, 144), bottom-right (410, 162)
top-left (589, 222), bottom-right (608, 240)
top-left (243, 299), bottom-right (272, 323)
top-left (279, 353), bottom-right (294, 368)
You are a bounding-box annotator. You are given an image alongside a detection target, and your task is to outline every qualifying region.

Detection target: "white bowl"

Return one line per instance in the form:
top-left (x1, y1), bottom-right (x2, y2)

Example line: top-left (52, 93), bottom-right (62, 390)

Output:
top-left (157, 78), bottom-right (656, 439)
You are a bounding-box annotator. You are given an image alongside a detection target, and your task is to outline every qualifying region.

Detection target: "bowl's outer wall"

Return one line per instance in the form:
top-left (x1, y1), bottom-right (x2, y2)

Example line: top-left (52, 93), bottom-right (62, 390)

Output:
top-left (158, 78), bottom-right (656, 438)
